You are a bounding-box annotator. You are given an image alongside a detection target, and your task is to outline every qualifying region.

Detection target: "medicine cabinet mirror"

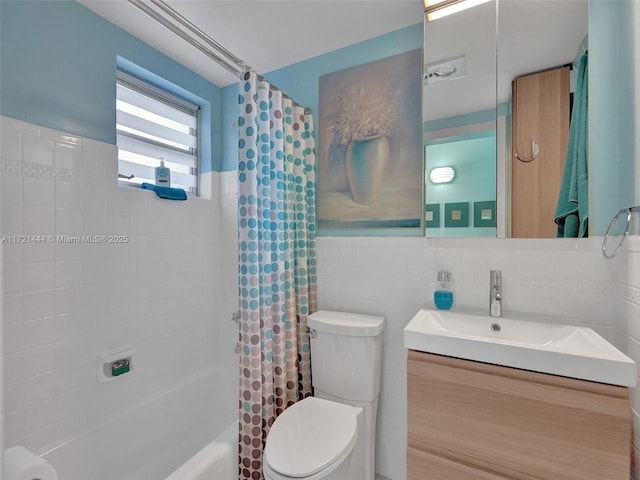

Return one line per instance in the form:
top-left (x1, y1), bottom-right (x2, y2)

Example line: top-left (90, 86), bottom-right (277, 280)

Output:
top-left (423, 0), bottom-right (588, 238)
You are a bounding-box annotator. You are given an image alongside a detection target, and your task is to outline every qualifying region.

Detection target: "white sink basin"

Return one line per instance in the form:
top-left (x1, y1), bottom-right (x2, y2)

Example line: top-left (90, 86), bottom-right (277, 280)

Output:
top-left (404, 308), bottom-right (636, 387)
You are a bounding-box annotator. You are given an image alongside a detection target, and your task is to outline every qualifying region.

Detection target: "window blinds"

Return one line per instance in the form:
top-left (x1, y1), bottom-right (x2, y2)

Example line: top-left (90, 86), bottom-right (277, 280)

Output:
top-left (116, 70), bottom-right (199, 195)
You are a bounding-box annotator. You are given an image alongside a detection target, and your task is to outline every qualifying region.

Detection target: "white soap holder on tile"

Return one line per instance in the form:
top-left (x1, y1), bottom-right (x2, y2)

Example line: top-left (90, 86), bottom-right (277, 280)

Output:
top-left (98, 345), bottom-right (136, 383)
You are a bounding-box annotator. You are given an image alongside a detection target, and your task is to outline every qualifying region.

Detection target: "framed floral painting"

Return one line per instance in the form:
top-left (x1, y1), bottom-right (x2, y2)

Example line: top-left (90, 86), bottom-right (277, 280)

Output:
top-left (317, 49), bottom-right (423, 234)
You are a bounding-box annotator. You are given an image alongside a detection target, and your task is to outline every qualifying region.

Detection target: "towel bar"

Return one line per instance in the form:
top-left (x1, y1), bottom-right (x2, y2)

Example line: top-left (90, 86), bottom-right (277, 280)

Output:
top-left (602, 206), bottom-right (640, 258)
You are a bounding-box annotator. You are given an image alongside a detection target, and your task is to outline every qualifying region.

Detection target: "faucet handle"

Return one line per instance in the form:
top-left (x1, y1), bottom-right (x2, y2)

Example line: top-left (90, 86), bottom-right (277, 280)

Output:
top-left (489, 270), bottom-right (502, 287)
top-left (490, 270), bottom-right (503, 317)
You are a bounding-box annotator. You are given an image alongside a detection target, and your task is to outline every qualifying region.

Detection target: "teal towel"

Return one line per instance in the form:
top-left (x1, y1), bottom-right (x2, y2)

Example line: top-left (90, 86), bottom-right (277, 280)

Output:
top-left (140, 182), bottom-right (187, 201)
top-left (554, 52), bottom-right (588, 237)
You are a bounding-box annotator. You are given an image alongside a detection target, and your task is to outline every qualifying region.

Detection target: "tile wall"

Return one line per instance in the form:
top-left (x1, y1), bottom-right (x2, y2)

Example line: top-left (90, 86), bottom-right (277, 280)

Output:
top-left (619, 236), bottom-right (640, 479)
top-left (0, 116), bottom-right (237, 480)
top-left (315, 235), bottom-right (624, 480)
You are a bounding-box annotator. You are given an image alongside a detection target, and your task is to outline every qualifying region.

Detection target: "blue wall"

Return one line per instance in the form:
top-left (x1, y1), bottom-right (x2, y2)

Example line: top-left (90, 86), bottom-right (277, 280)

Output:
top-left (426, 135), bottom-right (496, 237)
top-left (219, 23), bottom-right (423, 172)
top-left (589, 0), bottom-right (639, 234)
top-left (0, 0), bottom-right (222, 173)
top-left (0, 1), bottom-right (421, 175)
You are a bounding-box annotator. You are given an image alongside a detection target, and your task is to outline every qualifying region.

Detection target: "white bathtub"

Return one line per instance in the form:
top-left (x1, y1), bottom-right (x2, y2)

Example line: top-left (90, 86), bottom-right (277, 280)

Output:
top-left (165, 421), bottom-right (238, 480)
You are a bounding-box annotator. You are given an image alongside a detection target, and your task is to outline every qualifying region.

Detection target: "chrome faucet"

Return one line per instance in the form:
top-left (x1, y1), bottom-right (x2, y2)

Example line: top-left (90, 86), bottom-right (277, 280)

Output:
top-left (490, 270), bottom-right (502, 317)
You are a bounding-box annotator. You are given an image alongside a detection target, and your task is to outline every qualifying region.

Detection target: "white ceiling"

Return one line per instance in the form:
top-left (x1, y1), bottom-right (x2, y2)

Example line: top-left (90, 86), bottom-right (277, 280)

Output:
top-left (78, 0), bottom-right (425, 87)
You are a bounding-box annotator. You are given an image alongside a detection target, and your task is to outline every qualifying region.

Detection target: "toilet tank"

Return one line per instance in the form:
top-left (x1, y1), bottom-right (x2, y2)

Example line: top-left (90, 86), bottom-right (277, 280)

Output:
top-left (308, 310), bottom-right (385, 402)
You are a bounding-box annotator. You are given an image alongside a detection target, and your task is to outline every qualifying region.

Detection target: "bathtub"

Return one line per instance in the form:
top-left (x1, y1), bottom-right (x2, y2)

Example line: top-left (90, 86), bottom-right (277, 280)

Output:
top-left (164, 421), bottom-right (238, 480)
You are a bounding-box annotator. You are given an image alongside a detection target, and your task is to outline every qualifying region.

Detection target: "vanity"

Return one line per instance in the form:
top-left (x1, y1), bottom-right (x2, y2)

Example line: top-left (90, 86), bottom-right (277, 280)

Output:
top-left (404, 308), bottom-right (636, 480)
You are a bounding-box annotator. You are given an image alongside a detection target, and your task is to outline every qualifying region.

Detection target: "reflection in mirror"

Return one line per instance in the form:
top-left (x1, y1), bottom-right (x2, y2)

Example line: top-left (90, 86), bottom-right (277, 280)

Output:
top-left (423, 0), bottom-right (497, 238)
top-left (423, 0), bottom-right (588, 238)
top-left (504, 2), bottom-right (588, 238)
top-left (515, 140), bottom-right (540, 163)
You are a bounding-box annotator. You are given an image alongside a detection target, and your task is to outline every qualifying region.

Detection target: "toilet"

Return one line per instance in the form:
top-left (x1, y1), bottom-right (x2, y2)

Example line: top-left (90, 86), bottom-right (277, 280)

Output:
top-left (263, 310), bottom-right (384, 480)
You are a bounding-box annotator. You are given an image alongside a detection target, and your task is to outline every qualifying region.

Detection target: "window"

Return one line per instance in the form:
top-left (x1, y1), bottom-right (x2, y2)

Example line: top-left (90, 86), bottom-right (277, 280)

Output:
top-left (116, 70), bottom-right (199, 195)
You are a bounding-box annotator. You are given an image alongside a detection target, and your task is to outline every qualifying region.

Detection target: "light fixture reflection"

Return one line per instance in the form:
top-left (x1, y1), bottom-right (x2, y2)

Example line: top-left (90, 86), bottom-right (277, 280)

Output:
top-left (425, 0), bottom-right (492, 22)
top-left (429, 166), bottom-right (456, 184)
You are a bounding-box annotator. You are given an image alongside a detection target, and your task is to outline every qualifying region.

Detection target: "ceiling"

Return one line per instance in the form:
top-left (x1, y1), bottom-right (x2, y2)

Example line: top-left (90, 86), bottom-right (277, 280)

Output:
top-left (78, 0), bottom-right (425, 87)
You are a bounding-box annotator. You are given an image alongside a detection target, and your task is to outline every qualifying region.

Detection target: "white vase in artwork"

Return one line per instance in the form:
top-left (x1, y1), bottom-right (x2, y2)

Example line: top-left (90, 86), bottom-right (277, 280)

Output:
top-left (345, 133), bottom-right (390, 205)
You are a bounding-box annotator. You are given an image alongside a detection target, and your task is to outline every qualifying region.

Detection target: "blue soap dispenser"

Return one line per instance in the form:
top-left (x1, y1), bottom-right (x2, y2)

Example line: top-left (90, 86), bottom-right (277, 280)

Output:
top-left (434, 271), bottom-right (454, 310)
top-left (155, 158), bottom-right (171, 187)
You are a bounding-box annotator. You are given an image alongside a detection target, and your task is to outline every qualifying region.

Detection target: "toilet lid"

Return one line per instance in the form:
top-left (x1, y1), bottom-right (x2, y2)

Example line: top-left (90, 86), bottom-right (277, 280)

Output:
top-left (264, 397), bottom-right (357, 478)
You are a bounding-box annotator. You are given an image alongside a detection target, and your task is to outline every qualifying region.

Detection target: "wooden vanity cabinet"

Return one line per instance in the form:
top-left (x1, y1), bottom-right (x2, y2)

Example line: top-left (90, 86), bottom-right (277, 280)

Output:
top-left (407, 350), bottom-right (631, 480)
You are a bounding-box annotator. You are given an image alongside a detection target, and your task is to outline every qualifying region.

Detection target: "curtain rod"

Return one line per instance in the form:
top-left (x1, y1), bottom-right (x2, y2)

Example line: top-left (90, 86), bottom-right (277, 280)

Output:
top-left (127, 0), bottom-right (311, 113)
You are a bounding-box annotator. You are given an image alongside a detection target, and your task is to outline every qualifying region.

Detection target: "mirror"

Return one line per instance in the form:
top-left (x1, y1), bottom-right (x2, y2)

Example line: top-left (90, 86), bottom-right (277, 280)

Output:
top-left (423, 0), bottom-right (588, 238)
top-left (514, 141), bottom-right (540, 163)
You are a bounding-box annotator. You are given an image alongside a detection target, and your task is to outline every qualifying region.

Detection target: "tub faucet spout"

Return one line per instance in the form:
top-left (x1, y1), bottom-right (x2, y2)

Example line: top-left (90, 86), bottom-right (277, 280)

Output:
top-left (490, 270), bottom-right (502, 317)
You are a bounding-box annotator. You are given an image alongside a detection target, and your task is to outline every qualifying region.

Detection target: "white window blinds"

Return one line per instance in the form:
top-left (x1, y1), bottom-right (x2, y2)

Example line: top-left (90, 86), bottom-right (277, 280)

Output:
top-left (116, 70), bottom-right (199, 195)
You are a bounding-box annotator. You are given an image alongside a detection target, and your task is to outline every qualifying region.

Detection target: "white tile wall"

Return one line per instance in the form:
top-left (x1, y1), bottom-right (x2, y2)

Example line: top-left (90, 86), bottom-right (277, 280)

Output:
top-left (618, 235), bottom-right (640, 479)
top-left (315, 235), bottom-right (622, 480)
top-left (1, 117), bottom-right (237, 480)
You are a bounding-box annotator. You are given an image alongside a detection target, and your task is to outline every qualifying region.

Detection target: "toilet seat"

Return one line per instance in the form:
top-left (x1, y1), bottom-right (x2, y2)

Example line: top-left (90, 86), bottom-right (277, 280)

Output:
top-left (264, 397), bottom-right (358, 478)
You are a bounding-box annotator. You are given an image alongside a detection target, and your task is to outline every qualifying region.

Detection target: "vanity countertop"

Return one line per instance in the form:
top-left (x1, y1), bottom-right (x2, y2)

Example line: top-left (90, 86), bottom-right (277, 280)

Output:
top-left (404, 308), bottom-right (636, 387)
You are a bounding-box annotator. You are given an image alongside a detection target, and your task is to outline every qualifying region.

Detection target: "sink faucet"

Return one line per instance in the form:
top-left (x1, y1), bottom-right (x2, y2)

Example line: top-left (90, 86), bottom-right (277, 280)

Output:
top-left (490, 270), bottom-right (502, 317)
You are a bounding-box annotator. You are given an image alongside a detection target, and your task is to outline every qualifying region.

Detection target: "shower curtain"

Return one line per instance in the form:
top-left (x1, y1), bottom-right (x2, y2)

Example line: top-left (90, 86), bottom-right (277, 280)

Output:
top-left (237, 71), bottom-right (317, 480)
top-left (554, 52), bottom-right (589, 237)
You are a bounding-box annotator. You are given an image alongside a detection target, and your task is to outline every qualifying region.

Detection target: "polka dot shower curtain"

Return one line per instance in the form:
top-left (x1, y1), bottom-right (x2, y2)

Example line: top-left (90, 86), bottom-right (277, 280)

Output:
top-left (237, 71), bottom-right (317, 480)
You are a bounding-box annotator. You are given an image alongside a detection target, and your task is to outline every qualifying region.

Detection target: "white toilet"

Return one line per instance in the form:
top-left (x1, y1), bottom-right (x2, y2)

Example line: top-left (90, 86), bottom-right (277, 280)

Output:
top-left (263, 310), bottom-right (384, 480)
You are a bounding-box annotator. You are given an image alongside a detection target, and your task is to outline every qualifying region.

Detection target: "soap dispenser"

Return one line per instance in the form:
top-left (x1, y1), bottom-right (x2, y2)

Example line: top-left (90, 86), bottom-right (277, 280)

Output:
top-left (155, 158), bottom-right (171, 187)
top-left (434, 271), bottom-right (454, 310)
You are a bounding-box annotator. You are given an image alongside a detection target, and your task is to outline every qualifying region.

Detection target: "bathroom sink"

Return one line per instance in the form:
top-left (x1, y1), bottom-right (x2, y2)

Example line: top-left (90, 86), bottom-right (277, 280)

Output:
top-left (404, 308), bottom-right (636, 387)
